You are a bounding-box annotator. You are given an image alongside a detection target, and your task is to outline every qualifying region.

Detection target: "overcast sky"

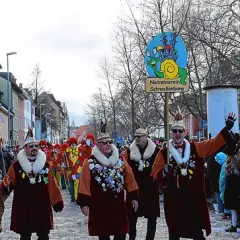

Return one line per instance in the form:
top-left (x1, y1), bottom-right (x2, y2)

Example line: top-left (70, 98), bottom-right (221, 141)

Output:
top-left (0, 0), bottom-right (124, 126)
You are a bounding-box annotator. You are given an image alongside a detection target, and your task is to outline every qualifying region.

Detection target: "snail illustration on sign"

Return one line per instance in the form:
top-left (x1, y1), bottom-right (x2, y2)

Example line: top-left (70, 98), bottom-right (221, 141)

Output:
top-left (145, 32), bottom-right (187, 85)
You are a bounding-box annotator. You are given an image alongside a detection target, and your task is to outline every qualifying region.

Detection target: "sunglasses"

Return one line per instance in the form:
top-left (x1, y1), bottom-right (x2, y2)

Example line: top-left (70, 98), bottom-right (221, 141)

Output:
top-left (28, 144), bottom-right (39, 148)
top-left (134, 135), bottom-right (146, 138)
top-left (99, 140), bottom-right (113, 145)
top-left (172, 129), bottom-right (185, 134)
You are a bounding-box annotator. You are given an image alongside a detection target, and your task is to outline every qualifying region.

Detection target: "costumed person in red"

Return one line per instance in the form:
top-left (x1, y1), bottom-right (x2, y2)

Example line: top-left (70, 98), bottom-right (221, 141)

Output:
top-left (121, 127), bottom-right (161, 240)
top-left (39, 140), bottom-right (49, 155)
top-left (1, 129), bottom-right (64, 240)
top-left (46, 146), bottom-right (54, 166)
top-left (151, 112), bottom-right (237, 240)
top-left (60, 143), bottom-right (70, 189)
top-left (77, 123), bottom-right (139, 240)
top-left (65, 137), bottom-right (79, 202)
top-left (67, 133), bottom-right (96, 199)
top-left (78, 133), bottom-right (96, 167)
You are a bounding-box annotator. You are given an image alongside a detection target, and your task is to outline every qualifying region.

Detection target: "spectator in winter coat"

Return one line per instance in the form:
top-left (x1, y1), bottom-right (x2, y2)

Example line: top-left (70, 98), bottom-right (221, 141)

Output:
top-left (0, 148), bottom-right (14, 232)
top-left (224, 153), bottom-right (240, 232)
top-left (216, 152), bottom-right (231, 219)
top-left (207, 154), bottom-right (223, 213)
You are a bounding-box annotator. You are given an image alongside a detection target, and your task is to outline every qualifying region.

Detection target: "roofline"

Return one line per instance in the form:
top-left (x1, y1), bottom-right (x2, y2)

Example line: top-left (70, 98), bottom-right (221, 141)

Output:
top-left (204, 85), bottom-right (240, 90)
top-left (11, 82), bottom-right (23, 94)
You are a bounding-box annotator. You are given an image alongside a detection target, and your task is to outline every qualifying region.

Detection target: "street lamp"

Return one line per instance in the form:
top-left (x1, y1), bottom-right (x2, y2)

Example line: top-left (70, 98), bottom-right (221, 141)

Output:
top-left (7, 51), bottom-right (17, 146)
top-left (45, 113), bottom-right (51, 141)
top-left (30, 89), bottom-right (34, 129)
top-left (50, 119), bottom-right (54, 143)
top-left (40, 104), bottom-right (46, 139)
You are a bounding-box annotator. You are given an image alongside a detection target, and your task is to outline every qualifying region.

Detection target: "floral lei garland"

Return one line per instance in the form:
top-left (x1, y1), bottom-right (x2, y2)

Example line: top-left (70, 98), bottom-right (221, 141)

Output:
top-left (88, 158), bottom-right (125, 198)
top-left (134, 158), bottom-right (151, 171)
top-left (19, 165), bottom-right (49, 185)
top-left (170, 157), bottom-right (196, 179)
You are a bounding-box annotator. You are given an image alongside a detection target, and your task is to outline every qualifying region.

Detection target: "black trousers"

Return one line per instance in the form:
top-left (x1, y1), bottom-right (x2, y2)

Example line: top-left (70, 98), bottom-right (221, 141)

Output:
top-left (98, 234), bottom-right (126, 240)
top-left (169, 230), bottom-right (205, 240)
top-left (129, 214), bottom-right (157, 240)
top-left (20, 231), bottom-right (49, 240)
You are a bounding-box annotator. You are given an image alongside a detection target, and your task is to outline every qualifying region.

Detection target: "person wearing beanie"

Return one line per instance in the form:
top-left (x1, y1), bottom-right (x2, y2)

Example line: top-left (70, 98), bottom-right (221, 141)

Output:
top-left (218, 151), bottom-right (231, 220)
top-left (214, 152), bottom-right (231, 219)
top-left (77, 123), bottom-right (139, 240)
top-left (151, 112), bottom-right (237, 240)
top-left (122, 127), bottom-right (161, 240)
top-left (1, 128), bottom-right (64, 240)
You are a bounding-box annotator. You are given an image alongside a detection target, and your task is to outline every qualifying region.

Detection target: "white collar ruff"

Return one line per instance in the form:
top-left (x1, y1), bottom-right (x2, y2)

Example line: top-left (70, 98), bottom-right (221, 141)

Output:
top-left (17, 149), bottom-right (46, 174)
top-left (93, 144), bottom-right (119, 166)
top-left (169, 139), bottom-right (191, 164)
top-left (129, 138), bottom-right (156, 162)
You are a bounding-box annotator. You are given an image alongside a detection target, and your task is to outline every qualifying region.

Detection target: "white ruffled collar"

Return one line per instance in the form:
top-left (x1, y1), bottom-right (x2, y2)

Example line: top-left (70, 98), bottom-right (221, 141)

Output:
top-left (17, 149), bottom-right (46, 174)
top-left (129, 138), bottom-right (156, 162)
top-left (169, 139), bottom-right (191, 164)
top-left (93, 144), bottom-right (119, 166)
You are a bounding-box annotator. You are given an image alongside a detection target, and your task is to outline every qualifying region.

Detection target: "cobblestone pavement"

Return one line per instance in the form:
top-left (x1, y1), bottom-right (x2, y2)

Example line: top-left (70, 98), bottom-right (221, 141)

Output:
top-left (1, 190), bottom-right (239, 239)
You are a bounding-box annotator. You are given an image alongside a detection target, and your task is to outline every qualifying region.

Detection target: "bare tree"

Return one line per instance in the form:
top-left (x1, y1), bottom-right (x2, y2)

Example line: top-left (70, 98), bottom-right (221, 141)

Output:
top-left (98, 57), bottom-right (119, 134)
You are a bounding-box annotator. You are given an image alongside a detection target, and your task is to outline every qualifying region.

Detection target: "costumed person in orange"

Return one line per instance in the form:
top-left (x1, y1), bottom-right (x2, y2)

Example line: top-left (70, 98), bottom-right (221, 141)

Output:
top-left (65, 137), bottom-right (79, 202)
top-left (51, 144), bottom-right (65, 189)
top-left (77, 123), bottom-right (139, 240)
top-left (1, 128), bottom-right (64, 240)
top-left (121, 127), bottom-right (161, 240)
top-left (151, 112), bottom-right (237, 240)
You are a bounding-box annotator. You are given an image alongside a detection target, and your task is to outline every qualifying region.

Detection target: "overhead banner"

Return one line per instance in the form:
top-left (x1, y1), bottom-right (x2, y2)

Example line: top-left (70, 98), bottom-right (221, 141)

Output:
top-left (144, 32), bottom-right (189, 93)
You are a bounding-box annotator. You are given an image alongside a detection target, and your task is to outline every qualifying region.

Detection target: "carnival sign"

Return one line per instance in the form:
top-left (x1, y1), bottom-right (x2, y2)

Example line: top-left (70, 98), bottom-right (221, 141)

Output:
top-left (144, 32), bottom-right (188, 93)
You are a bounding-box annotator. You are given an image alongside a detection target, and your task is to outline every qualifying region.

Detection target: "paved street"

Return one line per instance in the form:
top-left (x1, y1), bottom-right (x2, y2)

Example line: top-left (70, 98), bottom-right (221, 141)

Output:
top-left (1, 190), bottom-right (239, 239)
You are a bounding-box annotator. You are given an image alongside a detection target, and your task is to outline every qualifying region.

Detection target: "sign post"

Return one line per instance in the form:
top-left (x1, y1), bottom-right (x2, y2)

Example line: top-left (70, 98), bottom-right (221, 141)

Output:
top-left (144, 32), bottom-right (189, 164)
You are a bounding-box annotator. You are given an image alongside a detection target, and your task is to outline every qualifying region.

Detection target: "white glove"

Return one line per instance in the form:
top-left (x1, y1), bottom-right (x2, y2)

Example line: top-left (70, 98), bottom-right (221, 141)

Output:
top-left (72, 174), bottom-right (77, 181)
top-left (86, 139), bottom-right (91, 146)
top-left (61, 163), bottom-right (66, 168)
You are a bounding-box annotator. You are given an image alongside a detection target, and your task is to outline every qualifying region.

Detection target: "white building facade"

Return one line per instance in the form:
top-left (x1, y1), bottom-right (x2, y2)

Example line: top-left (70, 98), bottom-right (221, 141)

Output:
top-left (23, 90), bottom-right (35, 139)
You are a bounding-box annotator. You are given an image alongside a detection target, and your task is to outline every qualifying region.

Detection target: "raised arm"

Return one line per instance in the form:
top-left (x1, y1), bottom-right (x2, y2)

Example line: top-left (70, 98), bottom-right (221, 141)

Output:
top-left (195, 113), bottom-right (237, 158)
